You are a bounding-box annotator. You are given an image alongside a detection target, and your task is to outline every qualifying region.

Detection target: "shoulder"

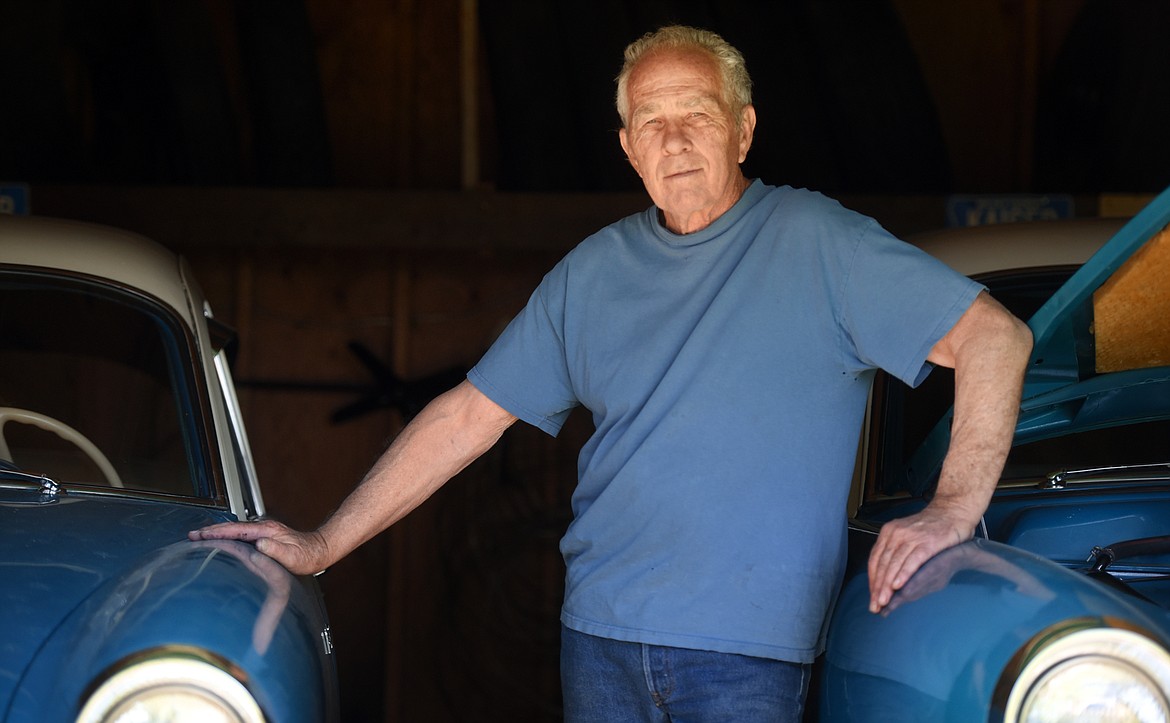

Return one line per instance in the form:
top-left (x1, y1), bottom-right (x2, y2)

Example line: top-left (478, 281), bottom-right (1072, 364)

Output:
top-left (741, 184), bottom-right (879, 262)
top-left (780, 186), bottom-right (871, 228)
top-left (738, 183), bottom-right (873, 240)
top-left (528, 205), bottom-right (656, 301)
top-left (559, 205), bottom-right (656, 265)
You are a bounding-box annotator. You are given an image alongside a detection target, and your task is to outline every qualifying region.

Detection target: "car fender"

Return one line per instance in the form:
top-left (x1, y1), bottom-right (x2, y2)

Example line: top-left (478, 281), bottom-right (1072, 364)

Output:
top-left (820, 537), bottom-right (1170, 721)
top-left (7, 539), bottom-right (336, 723)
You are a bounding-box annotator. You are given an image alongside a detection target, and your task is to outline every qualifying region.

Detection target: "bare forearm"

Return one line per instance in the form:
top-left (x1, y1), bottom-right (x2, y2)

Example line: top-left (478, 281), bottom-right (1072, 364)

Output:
top-left (314, 380), bottom-right (517, 567)
top-left (868, 292), bottom-right (1031, 611)
top-left (310, 382), bottom-right (508, 565)
top-left (188, 380), bottom-right (516, 575)
top-left (930, 298), bottom-right (1033, 531)
top-left (301, 379), bottom-right (512, 566)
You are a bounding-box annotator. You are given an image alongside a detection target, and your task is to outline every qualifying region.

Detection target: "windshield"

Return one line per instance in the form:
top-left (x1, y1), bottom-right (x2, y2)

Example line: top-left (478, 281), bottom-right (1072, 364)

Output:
top-left (0, 271), bottom-right (207, 496)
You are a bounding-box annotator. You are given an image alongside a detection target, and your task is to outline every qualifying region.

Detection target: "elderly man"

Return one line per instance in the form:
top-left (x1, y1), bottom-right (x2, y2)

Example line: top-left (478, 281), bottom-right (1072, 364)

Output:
top-left (193, 25), bottom-right (1032, 721)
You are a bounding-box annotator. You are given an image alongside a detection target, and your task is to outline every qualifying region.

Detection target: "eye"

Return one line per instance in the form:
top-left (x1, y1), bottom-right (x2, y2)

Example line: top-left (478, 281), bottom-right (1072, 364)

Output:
top-left (635, 118), bottom-right (662, 134)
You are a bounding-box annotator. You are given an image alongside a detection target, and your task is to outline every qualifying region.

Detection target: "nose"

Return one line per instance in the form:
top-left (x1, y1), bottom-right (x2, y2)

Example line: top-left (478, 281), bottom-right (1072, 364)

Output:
top-left (661, 120), bottom-right (692, 155)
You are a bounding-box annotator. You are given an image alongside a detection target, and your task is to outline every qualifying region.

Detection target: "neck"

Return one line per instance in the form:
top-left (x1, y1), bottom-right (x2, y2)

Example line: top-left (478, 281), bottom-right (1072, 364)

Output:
top-left (662, 175), bottom-right (751, 234)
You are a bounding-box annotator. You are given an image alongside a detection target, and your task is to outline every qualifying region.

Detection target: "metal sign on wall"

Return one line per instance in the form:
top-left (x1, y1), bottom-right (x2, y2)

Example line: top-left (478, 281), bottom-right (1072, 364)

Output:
top-left (1, 184), bottom-right (30, 215)
top-left (946, 194), bottom-right (1074, 227)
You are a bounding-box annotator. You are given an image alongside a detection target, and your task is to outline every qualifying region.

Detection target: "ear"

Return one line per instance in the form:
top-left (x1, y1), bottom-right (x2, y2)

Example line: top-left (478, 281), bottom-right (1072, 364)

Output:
top-left (619, 127), bottom-right (642, 176)
top-left (737, 105), bottom-right (757, 163)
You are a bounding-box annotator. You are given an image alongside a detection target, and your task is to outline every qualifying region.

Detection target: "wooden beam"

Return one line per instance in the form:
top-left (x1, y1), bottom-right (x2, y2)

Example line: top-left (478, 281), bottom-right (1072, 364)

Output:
top-left (31, 185), bottom-right (649, 251)
top-left (30, 185), bottom-right (1066, 254)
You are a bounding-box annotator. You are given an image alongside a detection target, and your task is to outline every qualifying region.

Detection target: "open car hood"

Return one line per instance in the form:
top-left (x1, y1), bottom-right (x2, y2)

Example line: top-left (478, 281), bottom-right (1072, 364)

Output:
top-left (1025, 188), bottom-right (1170, 397)
top-left (904, 185), bottom-right (1170, 496)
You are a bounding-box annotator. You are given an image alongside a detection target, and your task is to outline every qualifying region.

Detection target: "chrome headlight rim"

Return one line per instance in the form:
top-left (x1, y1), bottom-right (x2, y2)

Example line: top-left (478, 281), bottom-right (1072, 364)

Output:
top-left (77, 646), bottom-right (267, 723)
top-left (994, 617), bottom-right (1170, 723)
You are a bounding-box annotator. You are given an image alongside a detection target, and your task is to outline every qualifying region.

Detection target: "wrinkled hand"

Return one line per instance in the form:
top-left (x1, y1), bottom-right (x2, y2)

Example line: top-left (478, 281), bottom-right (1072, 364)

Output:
top-left (188, 519), bottom-right (329, 576)
top-left (867, 506), bottom-right (972, 613)
top-left (879, 541), bottom-right (1054, 616)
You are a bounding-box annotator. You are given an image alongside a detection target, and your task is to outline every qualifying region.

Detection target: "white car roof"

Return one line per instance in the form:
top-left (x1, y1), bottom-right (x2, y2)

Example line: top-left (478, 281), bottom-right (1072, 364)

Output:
top-left (0, 215), bottom-right (197, 327)
top-left (911, 217), bottom-right (1127, 277)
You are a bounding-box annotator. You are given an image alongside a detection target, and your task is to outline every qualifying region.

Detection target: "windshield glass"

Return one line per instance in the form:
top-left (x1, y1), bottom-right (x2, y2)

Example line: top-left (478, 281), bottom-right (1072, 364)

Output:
top-left (0, 272), bottom-right (206, 496)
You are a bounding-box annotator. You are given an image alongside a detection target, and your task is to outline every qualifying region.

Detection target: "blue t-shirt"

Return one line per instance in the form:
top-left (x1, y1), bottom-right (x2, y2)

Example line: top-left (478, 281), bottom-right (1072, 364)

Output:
top-left (468, 180), bottom-right (983, 662)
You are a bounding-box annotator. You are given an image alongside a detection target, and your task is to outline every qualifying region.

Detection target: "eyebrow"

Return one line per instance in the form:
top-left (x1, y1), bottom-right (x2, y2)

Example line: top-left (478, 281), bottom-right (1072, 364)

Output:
top-left (630, 94), bottom-right (720, 123)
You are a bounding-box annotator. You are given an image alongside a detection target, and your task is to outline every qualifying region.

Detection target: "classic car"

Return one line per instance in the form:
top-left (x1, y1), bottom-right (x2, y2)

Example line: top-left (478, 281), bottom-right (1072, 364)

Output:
top-left (818, 190), bottom-right (1170, 721)
top-left (0, 216), bottom-right (339, 722)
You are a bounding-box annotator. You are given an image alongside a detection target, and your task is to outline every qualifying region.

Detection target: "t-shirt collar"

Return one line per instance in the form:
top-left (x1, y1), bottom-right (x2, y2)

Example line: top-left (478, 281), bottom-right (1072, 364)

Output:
top-left (649, 179), bottom-right (769, 247)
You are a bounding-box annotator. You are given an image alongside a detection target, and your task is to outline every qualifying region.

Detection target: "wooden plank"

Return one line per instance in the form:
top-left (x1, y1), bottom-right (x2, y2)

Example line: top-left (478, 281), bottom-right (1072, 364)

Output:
top-left (31, 185), bottom-right (650, 251)
top-left (31, 185), bottom-right (993, 257)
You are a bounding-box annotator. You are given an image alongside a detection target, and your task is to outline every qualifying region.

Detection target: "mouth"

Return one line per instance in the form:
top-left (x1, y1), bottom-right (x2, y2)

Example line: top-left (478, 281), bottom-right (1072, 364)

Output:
top-left (664, 168), bottom-right (701, 181)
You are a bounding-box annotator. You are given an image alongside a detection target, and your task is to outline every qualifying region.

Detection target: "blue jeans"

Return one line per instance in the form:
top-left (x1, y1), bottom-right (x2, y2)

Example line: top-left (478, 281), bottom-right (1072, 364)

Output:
top-left (561, 626), bottom-right (811, 723)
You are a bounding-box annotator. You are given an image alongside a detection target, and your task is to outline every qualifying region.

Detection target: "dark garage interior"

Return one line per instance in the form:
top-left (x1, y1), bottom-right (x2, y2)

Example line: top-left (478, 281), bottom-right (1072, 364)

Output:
top-left (4, 1), bottom-right (1170, 720)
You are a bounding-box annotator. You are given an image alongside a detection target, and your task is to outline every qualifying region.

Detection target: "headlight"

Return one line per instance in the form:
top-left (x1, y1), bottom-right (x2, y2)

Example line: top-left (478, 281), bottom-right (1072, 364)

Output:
top-left (77, 650), bottom-right (266, 723)
top-left (1002, 624), bottom-right (1170, 723)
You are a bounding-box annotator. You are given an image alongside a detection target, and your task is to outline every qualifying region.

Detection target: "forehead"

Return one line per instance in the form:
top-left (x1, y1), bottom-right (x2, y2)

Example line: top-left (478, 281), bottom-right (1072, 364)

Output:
top-left (626, 48), bottom-right (724, 112)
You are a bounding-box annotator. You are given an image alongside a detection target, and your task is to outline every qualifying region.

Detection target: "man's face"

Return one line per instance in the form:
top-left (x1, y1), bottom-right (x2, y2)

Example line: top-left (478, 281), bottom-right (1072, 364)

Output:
top-left (619, 48), bottom-right (756, 234)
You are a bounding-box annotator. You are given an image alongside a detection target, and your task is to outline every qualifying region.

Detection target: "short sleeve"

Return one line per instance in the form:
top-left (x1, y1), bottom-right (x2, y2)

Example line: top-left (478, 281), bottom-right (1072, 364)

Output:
top-left (842, 221), bottom-right (984, 387)
top-left (467, 263), bottom-right (580, 436)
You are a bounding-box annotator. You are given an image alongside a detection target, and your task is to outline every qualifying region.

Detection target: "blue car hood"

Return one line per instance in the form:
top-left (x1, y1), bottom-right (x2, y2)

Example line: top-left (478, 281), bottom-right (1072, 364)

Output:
top-left (905, 185), bottom-right (1170, 495)
top-left (0, 489), bottom-right (229, 711)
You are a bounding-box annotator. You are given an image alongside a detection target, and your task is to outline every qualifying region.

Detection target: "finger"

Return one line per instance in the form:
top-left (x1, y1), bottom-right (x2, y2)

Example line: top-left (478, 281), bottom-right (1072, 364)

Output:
top-left (870, 552), bottom-right (903, 613)
top-left (187, 523), bottom-right (244, 541)
top-left (873, 538), bottom-right (948, 613)
top-left (188, 520), bottom-right (275, 542)
top-left (870, 559), bottom-right (907, 613)
top-left (868, 525), bottom-right (905, 610)
top-left (188, 523), bottom-right (234, 540)
top-left (867, 538), bottom-right (887, 608)
top-left (868, 524), bottom-right (923, 612)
